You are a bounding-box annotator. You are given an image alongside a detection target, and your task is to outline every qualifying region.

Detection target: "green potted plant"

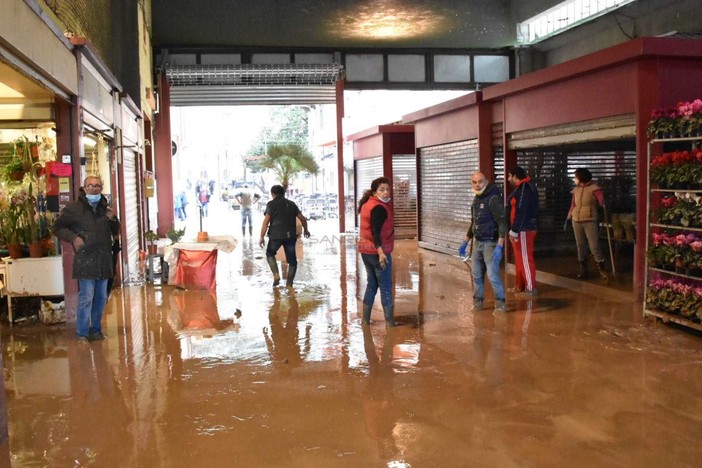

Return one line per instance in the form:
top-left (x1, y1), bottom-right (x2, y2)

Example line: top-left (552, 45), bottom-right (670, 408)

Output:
top-left (144, 229), bottom-right (159, 254)
top-left (167, 225), bottom-right (185, 244)
top-left (2, 156), bottom-right (26, 182)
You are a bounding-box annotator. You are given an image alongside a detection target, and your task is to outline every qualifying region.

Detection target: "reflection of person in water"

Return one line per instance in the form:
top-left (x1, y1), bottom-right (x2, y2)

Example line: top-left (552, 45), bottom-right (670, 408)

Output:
top-left (57, 341), bottom-right (130, 465)
top-left (263, 289), bottom-right (311, 368)
top-left (361, 327), bottom-right (399, 459)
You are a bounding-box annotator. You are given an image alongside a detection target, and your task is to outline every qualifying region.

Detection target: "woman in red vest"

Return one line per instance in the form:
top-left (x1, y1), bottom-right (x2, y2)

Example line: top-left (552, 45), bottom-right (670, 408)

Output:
top-left (358, 177), bottom-right (397, 327)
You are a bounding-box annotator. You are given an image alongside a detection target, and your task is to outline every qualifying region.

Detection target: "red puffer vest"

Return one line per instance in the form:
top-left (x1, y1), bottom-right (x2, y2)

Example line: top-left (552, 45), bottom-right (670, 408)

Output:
top-left (358, 197), bottom-right (394, 254)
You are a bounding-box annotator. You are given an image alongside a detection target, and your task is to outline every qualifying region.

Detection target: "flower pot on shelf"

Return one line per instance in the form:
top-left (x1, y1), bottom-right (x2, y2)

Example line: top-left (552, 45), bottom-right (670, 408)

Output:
top-left (8, 244), bottom-right (23, 259)
top-left (28, 241), bottom-right (43, 258)
top-left (147, 244), bottom-right (158, 255)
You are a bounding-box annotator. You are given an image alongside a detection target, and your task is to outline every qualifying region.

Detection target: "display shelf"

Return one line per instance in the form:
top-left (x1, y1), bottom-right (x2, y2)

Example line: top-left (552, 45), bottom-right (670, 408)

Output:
top-left (644, 135), bottom-right (702, 332)
top-left (651, 188), bottom-right (702, 193)
top-left (648, 267), bottom-right (702, 281)
top-left (650, 136), bottom-right (702, 143)
top-left (644, 308), bottom-right (702, 332)
top-left (650, 223), bottom-right (702, 232)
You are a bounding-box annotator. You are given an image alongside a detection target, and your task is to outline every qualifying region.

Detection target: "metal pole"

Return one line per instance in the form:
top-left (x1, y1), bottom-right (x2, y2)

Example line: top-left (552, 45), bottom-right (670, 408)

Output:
top-left (603, 205), bottom-right (616, 276)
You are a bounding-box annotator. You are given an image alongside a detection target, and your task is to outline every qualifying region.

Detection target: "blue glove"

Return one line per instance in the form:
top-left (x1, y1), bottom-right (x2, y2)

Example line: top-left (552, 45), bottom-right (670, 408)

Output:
top-left (563, 218), bottom-right (572, 231)
top-left (492, 244), bottom-right (503, 264)
top-left (458, 241), bottom-right (468, 257)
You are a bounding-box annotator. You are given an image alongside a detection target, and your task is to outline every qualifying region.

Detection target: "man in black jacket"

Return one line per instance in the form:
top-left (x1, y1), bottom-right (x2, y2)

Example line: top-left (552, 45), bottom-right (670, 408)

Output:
top-left (54, 175), bottom-right (120, 341)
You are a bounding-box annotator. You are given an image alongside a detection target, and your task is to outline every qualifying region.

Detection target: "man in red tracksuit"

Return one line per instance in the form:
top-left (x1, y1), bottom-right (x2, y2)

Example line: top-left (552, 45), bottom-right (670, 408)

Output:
top-left (506, 166), bottom-right (539, 296)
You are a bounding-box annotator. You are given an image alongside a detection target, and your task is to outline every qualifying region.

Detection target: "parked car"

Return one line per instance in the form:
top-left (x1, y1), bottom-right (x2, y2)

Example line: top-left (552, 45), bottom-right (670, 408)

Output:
top-left (305, 201), bottom-right (326, 220)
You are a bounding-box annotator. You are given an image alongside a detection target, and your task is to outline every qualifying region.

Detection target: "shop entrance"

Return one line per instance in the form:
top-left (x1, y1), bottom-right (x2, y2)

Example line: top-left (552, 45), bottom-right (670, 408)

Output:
top-left (515, 140), bottom-right (637, 294)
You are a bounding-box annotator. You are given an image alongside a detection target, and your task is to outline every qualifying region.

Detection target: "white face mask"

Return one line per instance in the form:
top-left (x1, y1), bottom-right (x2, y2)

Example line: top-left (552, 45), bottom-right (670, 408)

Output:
top-left (379, 197), bottom-right (391, 203)
top-left (473, 187), bottom-right (486, 196)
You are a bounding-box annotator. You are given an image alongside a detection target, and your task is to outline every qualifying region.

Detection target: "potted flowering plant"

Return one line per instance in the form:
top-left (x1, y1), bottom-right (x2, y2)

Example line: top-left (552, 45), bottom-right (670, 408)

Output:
top-left (647, 278), bottom-right (702, 321)
top-left (648, 100), bottom-right (702, 138)
top-left (648, 232), bottom-right (679, 268)
top-left (657, 194), bottom-right (702, 227)
top-left (647, 107), bottom-right (679, 138)
top-left (650, 150), bottom-right (702, 189)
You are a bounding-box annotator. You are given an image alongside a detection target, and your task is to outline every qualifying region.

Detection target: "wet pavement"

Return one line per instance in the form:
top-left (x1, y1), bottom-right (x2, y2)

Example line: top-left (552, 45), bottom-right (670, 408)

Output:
top-left (3, 210), bottom-right (702, 467)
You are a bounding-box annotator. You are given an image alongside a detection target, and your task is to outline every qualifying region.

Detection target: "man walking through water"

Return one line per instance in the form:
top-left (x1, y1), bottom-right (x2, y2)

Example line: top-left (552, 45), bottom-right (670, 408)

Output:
top-left (259, 185), bottom-right (310, 288)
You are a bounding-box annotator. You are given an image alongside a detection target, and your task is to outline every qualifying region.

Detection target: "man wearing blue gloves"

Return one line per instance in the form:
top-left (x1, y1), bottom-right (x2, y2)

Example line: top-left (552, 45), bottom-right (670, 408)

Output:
top-left (465, 171), bottom-right (507, 312)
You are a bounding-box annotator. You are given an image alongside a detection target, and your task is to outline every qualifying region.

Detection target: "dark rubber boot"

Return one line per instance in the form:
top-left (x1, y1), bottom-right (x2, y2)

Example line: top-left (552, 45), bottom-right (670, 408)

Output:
top-left (286, 265), bottom-right (297, 287)
top-left (242, 227), bottom-right (246, 237)
top-left (266, 256), bottom-right (280, 286)
top-left (249, 227), bottom-right (253, 237)
top-left (383, 304), bottom-right (397, 327)
top-left (362, 303), bottom-right (372, 325)
top-left (577, 261), bottom-right (587, 279)
top-left (596, 261), bottom-right (608, 280)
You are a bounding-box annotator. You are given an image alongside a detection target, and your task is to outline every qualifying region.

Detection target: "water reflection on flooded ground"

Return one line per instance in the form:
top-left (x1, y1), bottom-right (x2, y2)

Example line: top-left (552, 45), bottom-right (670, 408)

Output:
top-left (3, 216), bottom-right (702, 466)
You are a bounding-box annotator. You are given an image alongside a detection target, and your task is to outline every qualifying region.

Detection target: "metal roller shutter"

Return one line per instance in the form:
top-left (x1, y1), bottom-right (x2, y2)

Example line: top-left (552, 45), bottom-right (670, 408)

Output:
top-left (515, 141), bottom-right (637, 256)
top-left (418, 140), bottom-right (478, 253)
top-left (122, 149), bottom-right (141, 283)
top-left (392, 154), bottom-right (417, 239)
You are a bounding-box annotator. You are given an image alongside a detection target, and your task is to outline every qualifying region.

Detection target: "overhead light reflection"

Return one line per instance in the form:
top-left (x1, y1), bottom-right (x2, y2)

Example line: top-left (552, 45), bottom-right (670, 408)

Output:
top-left (328, 2), bottom-right (447, 40)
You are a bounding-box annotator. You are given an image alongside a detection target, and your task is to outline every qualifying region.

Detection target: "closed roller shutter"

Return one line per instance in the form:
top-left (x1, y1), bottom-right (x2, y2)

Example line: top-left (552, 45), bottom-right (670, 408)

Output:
top-left (122, 149), bottom-right (141, 283)
top-left (418, 140), bottom-right (478, 253)
top-left (355, 157), bottom-right (383, 228)
top-left (392, 154), bottom-right (417, 239)
top-left (515, 140), bottom-right (637, 256)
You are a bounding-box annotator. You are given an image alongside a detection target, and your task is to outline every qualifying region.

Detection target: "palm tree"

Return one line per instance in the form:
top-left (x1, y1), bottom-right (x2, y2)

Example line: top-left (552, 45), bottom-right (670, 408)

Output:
top-left (260, 143), bottom-right (319, 190)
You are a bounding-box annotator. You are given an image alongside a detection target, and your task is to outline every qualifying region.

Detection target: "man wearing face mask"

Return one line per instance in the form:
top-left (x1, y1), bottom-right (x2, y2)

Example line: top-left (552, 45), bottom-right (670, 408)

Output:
top-left (465, 171), bottom-right (507, 312)
top-left (54, 175), bottom-right (120, 341)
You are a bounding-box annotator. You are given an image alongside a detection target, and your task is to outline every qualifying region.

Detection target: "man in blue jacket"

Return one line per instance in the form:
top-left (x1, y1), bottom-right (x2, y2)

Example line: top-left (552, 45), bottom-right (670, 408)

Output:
top-left (506, 166), bottom-right (539, 296)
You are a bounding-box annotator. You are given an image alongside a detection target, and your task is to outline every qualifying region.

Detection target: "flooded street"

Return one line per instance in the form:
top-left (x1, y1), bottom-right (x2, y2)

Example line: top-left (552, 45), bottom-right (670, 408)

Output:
top-left (2, 204), bottom-right (702, 467)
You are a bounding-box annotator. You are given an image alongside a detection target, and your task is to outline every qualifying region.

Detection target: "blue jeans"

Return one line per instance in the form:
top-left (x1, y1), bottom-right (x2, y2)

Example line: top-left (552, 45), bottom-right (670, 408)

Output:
top-left (266, 238), bottom-right (298, 266)
top-left (76, 279), bottom-right (108, 337)
top-left (241, 208), bottom-right (253, 228)
top-left (471, 240), bottom-right (505, 301)
top-left (362, 253), bottom-right (393, 308)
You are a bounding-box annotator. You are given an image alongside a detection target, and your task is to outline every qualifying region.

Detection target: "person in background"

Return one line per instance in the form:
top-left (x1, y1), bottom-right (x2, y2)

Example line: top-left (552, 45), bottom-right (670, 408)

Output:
top-left (259, 184), bottom-right (310, 288)
top-left (54, 175), bottom-right (120, 341)
top-left (174, 191), bottom-right (185, 221)
top-left (466, 171), bottom-right (507, 312)
top-left (566, 168), bottom-right (608, 280)
top-left (236, 184), bottom-right (261, 237)
top-left (506, 166), bottom-right (539, 296)
top-left (198, 185), bottom-right (210, 218)
top-left (357, 177), bottom-right (397, 327)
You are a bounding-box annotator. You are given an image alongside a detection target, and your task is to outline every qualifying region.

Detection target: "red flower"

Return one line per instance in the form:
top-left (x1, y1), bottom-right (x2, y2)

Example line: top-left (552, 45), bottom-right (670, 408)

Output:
top-left (660, 196), bottom-right (677, 208)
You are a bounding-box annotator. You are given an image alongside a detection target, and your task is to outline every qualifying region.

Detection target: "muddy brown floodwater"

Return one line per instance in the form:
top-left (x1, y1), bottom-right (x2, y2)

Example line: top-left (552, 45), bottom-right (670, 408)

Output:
top-left (2, 230), bottom-right (702, 467)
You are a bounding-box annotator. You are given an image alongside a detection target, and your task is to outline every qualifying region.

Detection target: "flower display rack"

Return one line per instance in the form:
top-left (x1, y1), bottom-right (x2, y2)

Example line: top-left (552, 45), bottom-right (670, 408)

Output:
top-left (644, 135), bottom-right (702, 331)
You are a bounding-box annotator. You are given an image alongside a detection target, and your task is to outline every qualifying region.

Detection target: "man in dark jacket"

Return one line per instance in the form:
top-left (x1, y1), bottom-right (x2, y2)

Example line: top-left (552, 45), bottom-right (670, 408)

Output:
top-left (54, 175), bottom-right (120, 340)
top-left (506, 166), bottom-right (539, 296)
top-left (259, 185), bottom-right (310, 288)
top-left (466, 171), bottom-right (507, 312)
